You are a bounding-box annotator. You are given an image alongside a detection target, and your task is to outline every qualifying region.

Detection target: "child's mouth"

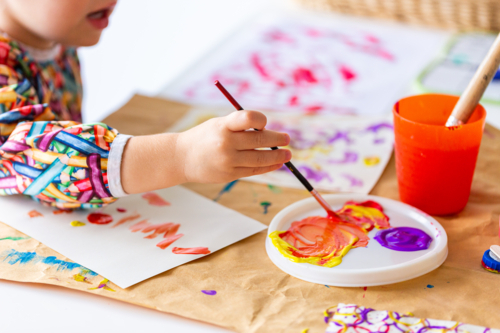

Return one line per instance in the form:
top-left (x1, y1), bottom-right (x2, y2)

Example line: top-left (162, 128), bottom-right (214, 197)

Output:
top-left (87, 4), bottom-right (116, 30)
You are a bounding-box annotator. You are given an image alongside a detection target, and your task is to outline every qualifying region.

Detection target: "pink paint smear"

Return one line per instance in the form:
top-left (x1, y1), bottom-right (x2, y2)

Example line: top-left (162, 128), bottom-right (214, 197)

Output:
top-left (172, 247), bottom-right (211, 255)
top-left (112, 213), bottom-right (140, 228)
top-left (141, 192), bottom-right (170, 206)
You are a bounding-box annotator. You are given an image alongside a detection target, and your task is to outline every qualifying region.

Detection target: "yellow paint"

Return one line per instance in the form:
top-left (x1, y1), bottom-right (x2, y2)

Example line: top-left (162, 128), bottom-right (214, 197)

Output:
top-left (268, 230), bottom-right (355, 268)
top-left (338, 205), bottom-right (387, 229)
top-left (363, 156), bottom-right (380, 166)
top-left (70, 221), bottom-right (86, 227)
top-left (301, 329), bottom-right (309, 333)
top-left (89, 279), bottom-right (116, 292)
top-left (73, 273), bottom-right (91, 284)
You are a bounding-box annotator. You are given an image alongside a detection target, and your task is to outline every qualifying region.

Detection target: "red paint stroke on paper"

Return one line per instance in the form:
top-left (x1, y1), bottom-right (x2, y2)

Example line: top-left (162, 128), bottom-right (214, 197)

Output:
top-left (112, 213), bottom-right (141, 228)
top-left (338, 65), bottom-right (356, 83)
top-left (141, 192), bottom-right (170, 206)
top-left (28, 210), bottom-right (43, 218)
top-left (250, 53), bottom-right (270, 80)
top-left (142, 223), bottom-right (180, 239)
top-left (129, 219), bottom-right (150, 232)
top-left (156, 233), bottom-right (184, 249)
top-left (87, 213), bottom-right (113, 225)
top-left (116, 208), bottom-right (127, 213)
top-left (172, 247), bottom-right (211, 255)
top-left (293, 67), bottom-right (317, 85)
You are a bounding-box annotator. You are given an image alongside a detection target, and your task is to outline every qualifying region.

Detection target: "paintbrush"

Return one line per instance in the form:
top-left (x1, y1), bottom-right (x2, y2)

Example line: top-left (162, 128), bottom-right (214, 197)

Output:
top-left (446, 32), bottom-right (500, 126)
top-left (214, 80), bottom-right (337, 218)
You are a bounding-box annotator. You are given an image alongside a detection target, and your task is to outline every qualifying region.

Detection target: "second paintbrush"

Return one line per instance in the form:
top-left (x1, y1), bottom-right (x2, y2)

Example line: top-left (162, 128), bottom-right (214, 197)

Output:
top-left (214, 80), bottom-right (336, 217)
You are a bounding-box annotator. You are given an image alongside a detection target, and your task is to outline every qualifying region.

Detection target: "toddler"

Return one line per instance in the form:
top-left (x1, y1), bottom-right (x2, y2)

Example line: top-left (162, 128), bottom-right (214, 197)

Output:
top-left (0, 0), bottom-right (291, 209)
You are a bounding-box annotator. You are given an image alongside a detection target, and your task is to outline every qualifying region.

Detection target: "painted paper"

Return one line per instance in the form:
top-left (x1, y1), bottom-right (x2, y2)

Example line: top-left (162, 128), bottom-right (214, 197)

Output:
top-left (161, 13), bottom-right (448, 116)
top-left (325, 304), bottom-right (500, 333)
top-left (0, 186), bottom-right (266, 288)
top-left (169, 107), bottom-right (394, 193)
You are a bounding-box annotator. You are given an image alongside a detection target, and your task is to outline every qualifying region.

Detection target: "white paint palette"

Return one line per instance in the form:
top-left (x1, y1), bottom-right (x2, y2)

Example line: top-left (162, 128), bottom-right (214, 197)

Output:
top-left (265, 194), bottom-right (448, 287)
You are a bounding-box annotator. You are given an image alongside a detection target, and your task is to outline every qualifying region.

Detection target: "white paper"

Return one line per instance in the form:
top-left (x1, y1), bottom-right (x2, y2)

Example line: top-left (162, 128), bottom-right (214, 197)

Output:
top-left (0, 186), bottom-right (267, 288)
top-left (160, 12), bottom-right (448, 116)
top-left (170, 107), bottom-right (394, 194)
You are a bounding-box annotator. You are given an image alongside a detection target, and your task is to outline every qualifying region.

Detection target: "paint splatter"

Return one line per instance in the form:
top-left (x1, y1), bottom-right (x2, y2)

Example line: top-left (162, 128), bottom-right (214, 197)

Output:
top-left (297, 165), bottom-right (332, 183)
top-left (89, 279), bottom-right (115, 292)
top-left (338, 65), bottom-right (356, 83)
top-left (341, 174), bottom-right (363, 187)
top-left (87, 213), bottom-right (113, 225)
top-left (73, 273), bottom-right (92, 284)
top-left (112, 213), bottom-right (141, 228)
top-left (260, 201), bottom-right (271, 214)
top-left (363, 156), bottom-right (380, 166)
top-left (141, 192), bottom-right (170, 206)
top-left (427, 284), bottom-right (434, 288)
top-left (293, 67), bottom-right (317, 85)
top-left (365, 122), bottom-right (393, 133)
top-left (0, 236), bottom-right (30, 241)
top-left (116, 208), bottom-right (127, 213)
top-left (267, 184), bottom-right (282, 193)
top-left (201, 290), bottom-right (217, 296)
top-left (53, 209), bottom-right (72, 215)
top-left (213, 180), bottom-right (239, 202)
top-left (325, 285), bottom-right (330, 288)
top-left (172, 247), bottom-right (211, 255)
top-left (328, 151), bottom-right (358, 164)
top-left (301, 329), bottom-right (309, 333)
top-left (0, 249), bottom-right (98, 275)
top-left (361, 286), bottom-right (368, 298)
top-left (28, 210), bottom-right (43, 218)
top-left (70, 220), bottom-right (85, 227)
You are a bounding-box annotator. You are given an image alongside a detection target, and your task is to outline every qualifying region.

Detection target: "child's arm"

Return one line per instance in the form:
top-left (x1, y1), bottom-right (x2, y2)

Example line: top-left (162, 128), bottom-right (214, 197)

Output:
top-left (120, 110), bottom-right (291, 194)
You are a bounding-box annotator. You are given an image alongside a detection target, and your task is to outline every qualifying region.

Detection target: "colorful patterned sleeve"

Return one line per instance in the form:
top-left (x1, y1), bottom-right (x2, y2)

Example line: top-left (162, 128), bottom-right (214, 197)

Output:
top-left (0, 118), bottom-right (119, 209)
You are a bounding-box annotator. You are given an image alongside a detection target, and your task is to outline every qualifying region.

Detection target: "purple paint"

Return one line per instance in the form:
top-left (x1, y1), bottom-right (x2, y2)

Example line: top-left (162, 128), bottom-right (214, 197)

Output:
top-left (201, 290), bottom-right (217, 296)
top-left (341, 173), bottom-right (363, 187)
top-left (297, 165), bottom-right (332, 183)
top-left (375, 227), bottom-right (432, 251)
top-left (327, 130), bottom-right (352, 144)
top-left (365, 122), bottom-right (393, 133)
top-left (328, 151), bottom-right (358, 164)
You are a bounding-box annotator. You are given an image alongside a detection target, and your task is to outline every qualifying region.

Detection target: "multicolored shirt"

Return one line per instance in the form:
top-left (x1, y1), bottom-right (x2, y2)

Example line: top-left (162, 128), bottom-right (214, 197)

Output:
top-left (0, 35), bottom-right (122, 209)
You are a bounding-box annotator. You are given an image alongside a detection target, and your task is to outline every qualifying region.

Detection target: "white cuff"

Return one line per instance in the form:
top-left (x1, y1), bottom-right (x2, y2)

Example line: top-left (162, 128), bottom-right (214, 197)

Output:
top-left (108, 134), bottom-right (132, 198)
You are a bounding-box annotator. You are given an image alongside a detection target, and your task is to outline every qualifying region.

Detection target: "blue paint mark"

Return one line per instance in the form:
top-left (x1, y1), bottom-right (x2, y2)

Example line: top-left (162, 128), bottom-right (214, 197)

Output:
top-left (213, 180), bottom-right (239, 202)
top-left (427, 284), bottom-right (434, 288)
top-left (324, 285), bottom-right (330, 288)
top-left (0, 249), bottom-right (97, 276)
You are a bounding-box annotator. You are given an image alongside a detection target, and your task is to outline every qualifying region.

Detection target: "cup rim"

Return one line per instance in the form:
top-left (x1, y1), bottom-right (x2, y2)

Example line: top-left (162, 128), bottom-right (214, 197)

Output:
top-left (393, 93), bottom-right (486, 128)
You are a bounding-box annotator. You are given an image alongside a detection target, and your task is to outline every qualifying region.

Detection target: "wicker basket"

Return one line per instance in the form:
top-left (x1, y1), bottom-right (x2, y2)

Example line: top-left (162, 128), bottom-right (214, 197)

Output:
top-left (295, 0), bottom-right (500, 31)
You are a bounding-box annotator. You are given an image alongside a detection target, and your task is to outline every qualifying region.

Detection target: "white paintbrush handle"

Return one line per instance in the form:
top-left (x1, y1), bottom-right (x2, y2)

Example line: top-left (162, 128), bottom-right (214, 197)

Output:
top-left (446, 33), bottom-right (500, 127)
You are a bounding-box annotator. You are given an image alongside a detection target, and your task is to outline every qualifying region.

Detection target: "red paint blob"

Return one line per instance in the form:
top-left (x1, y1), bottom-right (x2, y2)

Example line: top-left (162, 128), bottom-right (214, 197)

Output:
top-left (292, 67), bottom-right (317, 85)
top-left (87, 213), bottom-right (113, 225)
top-left (116, 208), bottom-right (127, 213)
top-left (339, 65), bottom-right (356, 82)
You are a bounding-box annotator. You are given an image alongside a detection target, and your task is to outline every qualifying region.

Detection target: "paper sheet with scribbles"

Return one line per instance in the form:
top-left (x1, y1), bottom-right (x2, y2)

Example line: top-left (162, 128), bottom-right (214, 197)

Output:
top-left (0, 186), bottom-right (266, 288)
top-left (169, 107), bottom-right (394, 194)
top-left (161, 13), bottom-right (448, 116)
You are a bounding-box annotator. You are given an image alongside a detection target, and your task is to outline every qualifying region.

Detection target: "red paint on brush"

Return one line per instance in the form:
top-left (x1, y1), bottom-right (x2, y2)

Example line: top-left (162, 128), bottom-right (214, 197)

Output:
top-left (87, 213), bottom-right (113, 225)
top-left (172, 247), bottom-right (211, 255)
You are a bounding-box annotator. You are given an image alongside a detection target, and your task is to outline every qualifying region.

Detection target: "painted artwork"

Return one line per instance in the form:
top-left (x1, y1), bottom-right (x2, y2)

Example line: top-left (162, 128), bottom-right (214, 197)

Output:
top-left (0, 186), bottom-right (267, 288)
top-left (325, 304), bottom-right (500, 333)
top-left (169, 107), bottom-right (394, 193)
top-left (161, 13), bottom-right (448, 116)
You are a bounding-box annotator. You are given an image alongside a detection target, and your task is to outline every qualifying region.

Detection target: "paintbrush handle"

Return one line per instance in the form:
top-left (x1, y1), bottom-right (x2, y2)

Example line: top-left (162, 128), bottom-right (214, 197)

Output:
top-left (446, 32), bottom-right (500, 126)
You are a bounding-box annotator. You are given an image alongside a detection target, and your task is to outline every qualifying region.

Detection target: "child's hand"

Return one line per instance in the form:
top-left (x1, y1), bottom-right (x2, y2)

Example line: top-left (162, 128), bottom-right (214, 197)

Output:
top-left (177, 111), bottom-right (291, 183)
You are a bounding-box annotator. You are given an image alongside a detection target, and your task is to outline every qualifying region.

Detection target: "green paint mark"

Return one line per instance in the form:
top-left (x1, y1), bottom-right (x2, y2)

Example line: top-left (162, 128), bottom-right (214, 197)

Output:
top-left (267, 184), bottom-right (282, 193)
top-left (260, 201), bottom-right (272, 214)
top-left (0, 236), bottom-right (30, 241)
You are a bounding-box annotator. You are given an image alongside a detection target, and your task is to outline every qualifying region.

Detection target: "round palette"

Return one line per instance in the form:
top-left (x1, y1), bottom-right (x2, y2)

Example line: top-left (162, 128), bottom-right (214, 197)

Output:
top-left (265, 194), bottom-right (448, 287)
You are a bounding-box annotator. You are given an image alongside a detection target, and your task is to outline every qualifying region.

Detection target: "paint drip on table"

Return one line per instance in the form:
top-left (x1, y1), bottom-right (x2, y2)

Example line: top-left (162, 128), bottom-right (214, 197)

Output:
top-left (269, 201), bottom-right (432, 267)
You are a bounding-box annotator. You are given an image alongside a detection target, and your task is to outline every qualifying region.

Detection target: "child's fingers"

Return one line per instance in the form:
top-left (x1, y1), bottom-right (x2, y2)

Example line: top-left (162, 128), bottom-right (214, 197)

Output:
top-left (235, 149), bottom-right (291, 167)
top-left (233, 130), bottom-right (290, 150)
top-left (233, 164), bottom-right (284, 178)
top-left (225, 110), bottom-right (267, 132)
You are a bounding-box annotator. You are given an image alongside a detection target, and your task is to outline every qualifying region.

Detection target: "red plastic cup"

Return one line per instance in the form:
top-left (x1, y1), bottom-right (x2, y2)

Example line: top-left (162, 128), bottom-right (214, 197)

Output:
top-left (393, 94), bottom-right (486, 215)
